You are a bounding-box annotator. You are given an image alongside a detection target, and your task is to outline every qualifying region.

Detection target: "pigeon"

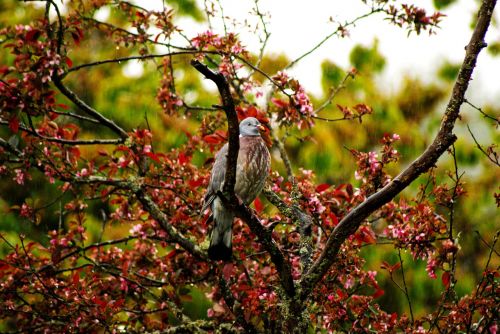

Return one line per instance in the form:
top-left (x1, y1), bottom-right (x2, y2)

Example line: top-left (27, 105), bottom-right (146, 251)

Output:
top-left (203, 117), bottom-right (271, 261)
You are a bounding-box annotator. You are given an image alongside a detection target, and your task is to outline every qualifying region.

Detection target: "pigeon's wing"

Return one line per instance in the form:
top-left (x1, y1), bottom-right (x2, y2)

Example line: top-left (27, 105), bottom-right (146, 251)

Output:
top-left (202, 143), bottom-right (228, 212)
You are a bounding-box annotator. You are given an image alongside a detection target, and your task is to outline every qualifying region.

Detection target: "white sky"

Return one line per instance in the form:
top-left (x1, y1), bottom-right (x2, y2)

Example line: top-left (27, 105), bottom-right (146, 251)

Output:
top-left (122, 0), bottom-right (500, 105)
top-left (199, 0), bottom-right (500, 103)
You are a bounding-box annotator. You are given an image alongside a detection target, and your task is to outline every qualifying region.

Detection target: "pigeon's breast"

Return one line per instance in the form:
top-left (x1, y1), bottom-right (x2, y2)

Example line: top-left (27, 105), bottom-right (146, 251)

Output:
top-left (235, 136), bottom-right (271, 204)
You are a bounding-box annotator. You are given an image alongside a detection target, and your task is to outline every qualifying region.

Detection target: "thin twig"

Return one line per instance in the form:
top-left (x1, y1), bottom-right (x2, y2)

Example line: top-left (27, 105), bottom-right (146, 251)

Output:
top-left (286, 9), bottom-right (384, 70)
top-left (398, 249), bottom-right (414, 324)
top-left (466, 125), bottom-right (499, 166)
top-left (464, 98), bottom-right (500, 125)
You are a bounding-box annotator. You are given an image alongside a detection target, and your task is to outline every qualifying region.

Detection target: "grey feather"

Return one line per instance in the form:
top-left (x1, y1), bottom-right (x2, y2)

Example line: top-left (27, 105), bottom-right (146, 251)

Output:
top-left (203, 117), bottom-right (270, 261)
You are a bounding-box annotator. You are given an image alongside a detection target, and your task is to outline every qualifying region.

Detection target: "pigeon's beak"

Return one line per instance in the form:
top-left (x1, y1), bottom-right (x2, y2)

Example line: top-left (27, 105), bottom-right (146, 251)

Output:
top-left (258, 124), bottom-right (266, 132)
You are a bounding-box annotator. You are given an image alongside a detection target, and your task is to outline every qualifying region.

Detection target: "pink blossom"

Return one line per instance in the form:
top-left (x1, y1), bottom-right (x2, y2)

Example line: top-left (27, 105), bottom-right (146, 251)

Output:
top-left (77, 168), bottom-right (89, 177)
top-left (119, 278), bottom-right (128, 292)
top-left (13, 169), bottom-right (25, 185)
top-left (20, 203), bottom-right (32, 218)
top-left (207, 308), bottom-right (215, 318)
top-left (426, 258), bottom-right (437, 279)
top-left (344, 277), bottom-right (354, 289)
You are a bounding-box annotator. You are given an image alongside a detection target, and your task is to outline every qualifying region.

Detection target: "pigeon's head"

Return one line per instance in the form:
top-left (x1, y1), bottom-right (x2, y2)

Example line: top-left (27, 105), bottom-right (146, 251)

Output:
top-left (239, 117), bottom-right (265, 137)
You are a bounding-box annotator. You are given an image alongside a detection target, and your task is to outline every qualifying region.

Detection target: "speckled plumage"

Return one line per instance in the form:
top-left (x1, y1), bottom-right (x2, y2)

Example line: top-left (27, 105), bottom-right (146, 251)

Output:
top-left (203, 117), bottom-right (270, 261)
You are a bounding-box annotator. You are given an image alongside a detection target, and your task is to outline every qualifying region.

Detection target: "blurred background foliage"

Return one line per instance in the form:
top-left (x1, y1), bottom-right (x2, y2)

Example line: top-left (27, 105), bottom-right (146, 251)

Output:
top-left (0, 0), bottom-right (498, 323)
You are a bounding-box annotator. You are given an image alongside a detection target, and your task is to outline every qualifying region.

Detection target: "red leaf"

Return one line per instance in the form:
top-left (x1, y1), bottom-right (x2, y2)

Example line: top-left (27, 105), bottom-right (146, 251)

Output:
top-left (0, 65), bottom-right (10, 76)
top-left (65, 57), bottom-right (73, 68)
top-left (336, 288), bottom-right (347, 300)
top-left (253, 197), bottom-right (263, 213)
top-left (329, 213), bottom-right (339, 227)
top-left (357, 226), bottom-right (376, 244)
top-left (315, 183), bottom-right (331, 193)
top-left (71, 32), bottom-right (80, 46)
top-left (381, 261), bottom-right (401, 273)
top-left (48, 112), bottom-right (59, 120)
top-left (75, 26), bottom-right (84, 39)
top-left (97, 149), bottom-right (108, 156)
top-left (178, 152), bottom-right (191, 165)
top-left (8, 116), bottom-right (19, 133)
top-left (154, 33), bottom-right (162, 43)
top-left (442, 272), bottom-right (451, 288)
top-left (188, 178), bottom-right (203, 188)
top-left (203, 133), bottom-right (225, 145)
top-left (68, 147), bottom-right (80, 161)
top-left (271, 97), bottom-right (289, 108)
top-left (25, 29), bottom-right (41, 42)
top-left (145, 152), bottom-right (161, 163)
top-left (223, 263), bottom-right (234, 280)
top-left (165, 249), bottom-right (176, 259)
top-left (373, 288), bottom-right (385, 298)
top-left (72, 270), bottom-right (80, 285)
top-left (121, 260), bottom-right (130, 274)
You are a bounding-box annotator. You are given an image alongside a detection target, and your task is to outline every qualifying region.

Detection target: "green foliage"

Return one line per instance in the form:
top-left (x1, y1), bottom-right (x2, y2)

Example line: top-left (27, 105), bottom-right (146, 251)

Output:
top-left (168, 0), bottom-right (205, 21)
top-left (487, 41), bottom-right (500, 56)
top-left (321, 60), bottom-right (345, 90)
top-left (433, 0), bottom-right (458, 9)
top-left (438, 61), bottom-right (461, 82)
top-left (349, 40), bottom-right (386, 74)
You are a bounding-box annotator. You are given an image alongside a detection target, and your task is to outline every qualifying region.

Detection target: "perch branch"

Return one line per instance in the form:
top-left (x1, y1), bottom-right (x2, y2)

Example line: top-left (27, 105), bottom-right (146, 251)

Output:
top-left (191, 59), bottom-right (296, 297)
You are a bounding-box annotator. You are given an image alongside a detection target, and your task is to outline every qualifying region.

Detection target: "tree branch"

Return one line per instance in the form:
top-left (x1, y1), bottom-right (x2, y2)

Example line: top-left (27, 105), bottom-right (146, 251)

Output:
top-left (300, 0), bottom-right (497, 300)
top-left (190, 59), bottom-right (239, 198)
top-left (52, 76), bottom-right (129, 140)
top-left (61, 51), bottom-right (218, 78)
top-left (466, 124), bottom-right (499, 166)
top-left (0, 119), bottom-right (123, 145)
top-left (191, 59), bottom-right (296, 297)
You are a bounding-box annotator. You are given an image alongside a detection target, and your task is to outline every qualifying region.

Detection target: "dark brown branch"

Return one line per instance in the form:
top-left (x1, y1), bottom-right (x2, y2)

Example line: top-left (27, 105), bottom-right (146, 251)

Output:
top-left (191, 59), bottom-right (296, 297)
top-left (263, 188), bottom-right (314, 272)
top-left (62, 51), bottom-right (216, 78)
top-left (190, 59), bottom-right (239, 198)
top-left (52, 110), bottom-right (101, 124)
top-left (124, 181), bottom-right (208, 260)
top-left (466, 124), bottom-right (499, 166)
top-left (233, 201), bottom-right (296, 297)
top-left (52, 76), bottom-right (129, 140)
top-left (0, 119), bottom-right (122, 145)
top-left (218, 276), bottom-right (259, 334)
top-left (398, 249), bottom-right (414, 324)
top-left (464, 98), bottom-right (500, 125)
top-left (300, 0), bottom-right (497, 300)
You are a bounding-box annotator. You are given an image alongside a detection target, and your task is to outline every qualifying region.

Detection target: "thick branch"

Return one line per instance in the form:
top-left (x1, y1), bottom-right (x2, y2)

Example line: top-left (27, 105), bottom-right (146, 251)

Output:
top-left (233, 202), bottom-right (296, 297)
top-left (125, 181), bottom-right (207, 259)
top-left (75, 176), bottom-right (207, 259)
top-left (190, 59), bottom-right (239, 197)
top-left (192, 60), bottom-right (296, 297)
top-left (300, 0), bottom-right (497, 300)
top-left (263, 189), bottom-right (314, 272)
top-left (218, 276), bottom-right (259, 334)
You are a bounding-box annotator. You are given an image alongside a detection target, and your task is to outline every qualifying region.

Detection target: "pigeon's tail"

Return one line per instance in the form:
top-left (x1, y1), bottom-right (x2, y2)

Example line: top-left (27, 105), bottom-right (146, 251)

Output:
top-left (208, 198), bottom-right (233, 261)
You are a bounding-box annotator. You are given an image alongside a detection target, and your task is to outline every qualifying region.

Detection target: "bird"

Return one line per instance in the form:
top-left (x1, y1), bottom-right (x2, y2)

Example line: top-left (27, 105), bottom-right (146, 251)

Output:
top-left (203, 117), bottom-right (271, 261)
